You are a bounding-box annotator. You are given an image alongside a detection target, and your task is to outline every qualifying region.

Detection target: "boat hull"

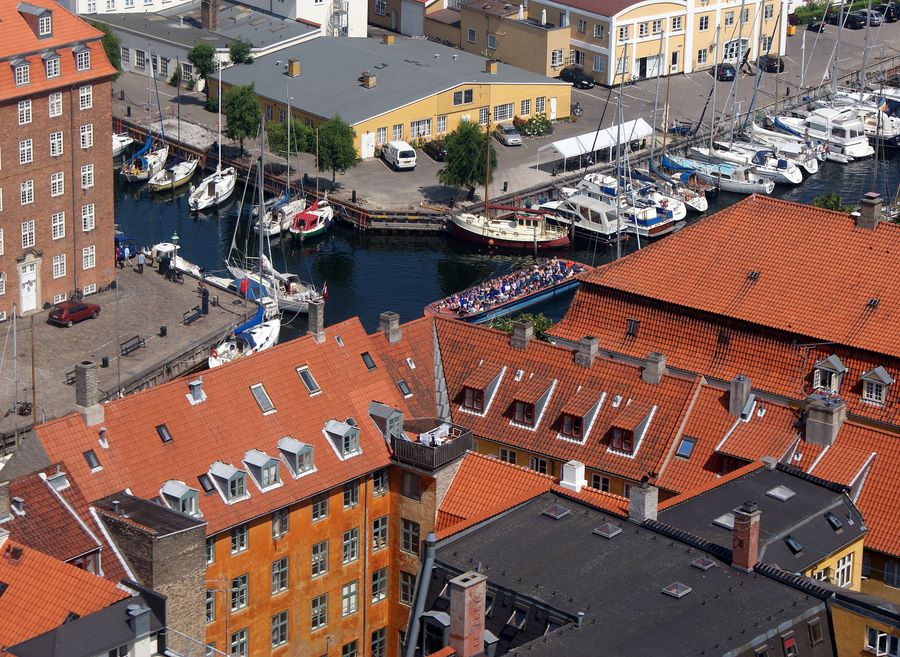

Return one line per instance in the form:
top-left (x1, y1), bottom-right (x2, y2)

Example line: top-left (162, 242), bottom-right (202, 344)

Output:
top-left (147, 160), bottom-right (198, 192)
top-left (189, 168), bottom-right (237, 212)
top-left (121, 147), bottom-right (168, 182)
top-left (449, 215), bottom-right (570, 250)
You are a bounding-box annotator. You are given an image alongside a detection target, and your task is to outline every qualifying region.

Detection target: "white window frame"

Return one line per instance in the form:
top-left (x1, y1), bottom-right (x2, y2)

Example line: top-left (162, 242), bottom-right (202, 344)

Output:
top-left (18, 100), bottom-right (32, 125)
top-left (77, 50), bottom-right (91, 71)
top-left (813, 368), bottom-right (838, 393)
top-left (593, 54), bottom-right (605, 73)
top-left (50, 131), bottom-right (63, 157)
top-left (135, 49), bottom-right (146, 71)
top-left (341, 580), bottom-right (359, 617)
top-left (51, 211), bottom-right (65, 240)
top-left (79, 85), bottom-right (92, 110)
top-left (52, 253), bottom-right (66, 279)
top-left (529, 456), bottom-right (548, 474)
top-left (671, 15), bottom-right (682, 30)
top-left (81, 164), bottom-right (94, 189)
top-left (82, 244), bottom-right (96, 270)
top-left (21, 180), bottom-right (34, 205)
top-left (699, 15), bottom-right (709, 31)
top-left (392, 124), bottom-right (403, 141)
top-left (374, 0), bottom-right (386, 14)
top-left (81, 204), bottom-right (95, 231)
top-left (49, 93), bottom-right (62, 118)
top-left (536, 96), bottom-right (545, 113)
top-left (45, 57), bottom-right (60, 78)
top-left (618, 25), bottom-right (628, 41)
top-left (638, 22), bottom-right (648, 37)
top-left (19, 139), bottom-right (33, 165)
top-left (697, 48), bottom-right (708, 65)
top-left (835, 553), bottom-right (853, 588)
top-left (593, 23), bottom-right (604, 38)
top-left (499, 447), bottom-right (516, 464)
top-left (521, 99), bottom-right (531, 116)
top-left (53, 168), bottom-right (68, 194)
top-left (436, 115), bottom-right (447, 134)
top-left (410, 118), bottom-right (432, 138)
top-left (21, 220), bottom-right (35, 249)
top-left (487, 32), bottom-right (496, 49)
top-left (551, 48), bottom-right (564, 67)
top-left (38, 14), bottom-right (52, 35)
top-left (724, 11), bottom-right (734, 26)
top-left (80, 124), bottom-right (93, 149)
top-left (652, 19), bottom-right (662, 34)
top-left (494, 102), bottom-right (514, 122)
top-left (15, 65), bottom-right (29, 86)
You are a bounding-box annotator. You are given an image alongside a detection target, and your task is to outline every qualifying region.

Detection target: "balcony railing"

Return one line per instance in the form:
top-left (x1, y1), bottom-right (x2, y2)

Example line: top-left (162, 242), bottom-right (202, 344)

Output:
top-left (390, 420), bottom-right (473, 471)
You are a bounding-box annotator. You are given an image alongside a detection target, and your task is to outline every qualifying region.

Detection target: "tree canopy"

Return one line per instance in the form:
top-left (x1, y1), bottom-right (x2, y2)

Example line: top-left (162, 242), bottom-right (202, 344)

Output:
top-left (812, 192), bottom-right (852, 213)
top-left (229, 39), bottom-right (253, 65)
top-left (268, 119), bottom-right (314, 157)
top-left (316, 116), bottom-right (358, 182)
top-left (222, 84), bottom-right (260, 155)
top-left (89, 21), bottom-right (121, 77)
top-left (188, 43), bottom-right (217, 99)
top-left (487, 313), bottom-right (553, 341)
top-left (438, 120), bottom-right (497, 195)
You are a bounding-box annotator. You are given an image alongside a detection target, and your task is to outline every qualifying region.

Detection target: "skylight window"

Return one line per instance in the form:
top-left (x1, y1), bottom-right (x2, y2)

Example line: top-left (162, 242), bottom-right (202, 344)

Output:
top-left (626, 318), bottom-right (640, 337)
top-left (785, 535), bottom-right (804, 554)
top-left (593, 522), bottom-right (622, 539)
top-left (507, 607), bottom-right (528, 631)
top-left (250, 383), bottom-right (275, 413)
top-left (825, 512), bottom-right (843, 531)
top-left (675, 436), bottom-right (696, 459)
top-left (156, 424), bottom-right (173, 443)
top-left (691, 556), bottom-right (717, 571)
top-left (541, 503), bottom-right (570, 520)
top-left (661, 582), bottom-right (692, 599)
top-left (335, 335), bottom-right (344, 347)
top-left (397, 379), bottom-right (412, 396)
top-left (83, 449), bottom-right (101, 470)
top-left (361, 352), bottom-right (376, 370)
top-left (766, 485), bottom-right (796, 502)
top-left (198, 474), bottom-right (215, 493)
top-left (406, 357), bottom-right (416, 369)
top-left (297, 366), bottom-right (321, 395)
top-left (712, 512), bottom-right (735, 530)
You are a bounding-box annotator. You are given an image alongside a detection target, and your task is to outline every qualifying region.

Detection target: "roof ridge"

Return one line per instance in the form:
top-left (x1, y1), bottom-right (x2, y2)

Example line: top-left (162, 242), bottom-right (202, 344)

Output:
top-left (550, 484), bottom-right (629, 516)
top-left (774, 461), bottom-right (851, 494)
top-left (753, 562), bottom-right (832, 599)
top-left (641, 518), bottom-right (733, 561)
top-left (466, 450), bottom-right (558, 483)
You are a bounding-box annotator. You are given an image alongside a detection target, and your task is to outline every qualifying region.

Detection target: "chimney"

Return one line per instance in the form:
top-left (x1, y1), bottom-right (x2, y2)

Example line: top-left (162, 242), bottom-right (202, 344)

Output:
top-left (855, 192), bottom-right (883, 229)
top-left (628, 481), bottom-right (658, 522)
top-left (382, 33), bottom-right (395, 44)
top-left (510, 320), bottom-right (533, 350)
top-left (200, 0), bottom-right (219, 30)
top-left (728, 374), bottom-right (752, 417)
top-left (574, 336), bottom-right (599, 368)
top-left (378, 311), bottom-right (401, 344)
top-left (46, 466), bottom-right (70, 492)
top-left (127, 604), bottom-right (151, 638)
top-left (485, 59), bottom-right (498, 74)
top-left (362, 72), bottom-right (377, 89)
top-left (75, 361), bottom-right (104, 426)
top-left (805, 396), bottom-right (847, 447)
top-left (559, 460), bottom-right (586, 493)
top-left (308, 299), bottom-right (325, 343)
top-left (187, 378), bottom-right (206, 405)
top-left (641, 352), bottom-right (666, 385)
top-left (731, 501), bottom-right (761, 572)
top-left (0, 482), bottom-right (9, 521)
top-left (449, 571), bottom-right (488, 657)
top-left (287, 59), bottom-right (301, 77)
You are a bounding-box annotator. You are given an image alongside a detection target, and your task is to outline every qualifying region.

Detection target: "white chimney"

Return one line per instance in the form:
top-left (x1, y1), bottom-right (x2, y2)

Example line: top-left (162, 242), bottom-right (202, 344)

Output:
top-left (187, 378), bottom-right (206, 405)
top-left (559, 460), bottom-right (586, 493)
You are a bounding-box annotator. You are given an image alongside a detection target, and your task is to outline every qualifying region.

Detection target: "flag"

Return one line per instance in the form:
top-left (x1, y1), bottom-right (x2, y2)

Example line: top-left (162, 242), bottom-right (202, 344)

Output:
top-left (322, 282), bottom-right (328, 301)
top-left (878, 97), bottom-right (889, 112)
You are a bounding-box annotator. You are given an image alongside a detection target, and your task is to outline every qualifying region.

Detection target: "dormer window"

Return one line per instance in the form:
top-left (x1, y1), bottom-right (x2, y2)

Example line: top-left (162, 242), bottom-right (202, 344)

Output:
top-left (210, 462), bottom-right (250, 503)
top-left (244, 449), bottom-right (282, 490)
top-left (278, 436), bottom-right (315, 477)
top-left (611, 427), bottom-right (634, 453)
top-left (45, 56), bottom-right (60, 79)
top-left (509, 376), bottom-right (555, 430)
top-left (514, 401), bottom-right (535, 426)
top-left (230, 475), bottom-right (245, 498)
top-left (813, 355), bottom-right (847, 393)
top-left (324, 420), bottom-right (361, 459)
top-left (161, 480), bottom-right (201, 517)
top-left (607, 402), bottom-right (656, 456)
top-left (861, 366), bottom-right (893, 406)
top-left (76, 49), bottom-right (91, 71)
top-left (463, 387), bottom-right (484, 411)
top-left (14, 64), bottom-right (29, 86)
top-left (561, 413), bottom-right (583, 439)
top-left (38, 14), bottom-right (52, 35)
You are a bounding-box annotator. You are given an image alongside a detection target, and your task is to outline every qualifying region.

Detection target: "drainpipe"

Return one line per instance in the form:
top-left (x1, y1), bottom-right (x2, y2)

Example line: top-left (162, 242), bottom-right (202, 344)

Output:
top-left (403, 532), bottom-right (437, 657)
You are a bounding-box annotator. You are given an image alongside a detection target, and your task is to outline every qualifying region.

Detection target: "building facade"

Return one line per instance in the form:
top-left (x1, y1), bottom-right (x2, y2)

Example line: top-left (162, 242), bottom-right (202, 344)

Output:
top-left (0, 0), bottom-right (116, 318)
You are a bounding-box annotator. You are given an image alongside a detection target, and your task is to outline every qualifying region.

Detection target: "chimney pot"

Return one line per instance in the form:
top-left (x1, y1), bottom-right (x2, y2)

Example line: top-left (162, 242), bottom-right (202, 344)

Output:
top-left (449, 570), bottom-right (488, 657)
top-left (200, 0), bottom-right (220, 30)
top-left (856, 191), bottom-right (883, 229)
top-left (188, 378), bottom-right (205, 404)
top-left (75, 361), bottom-right (104, 425)
top-left (510, 320), bottom-right (533, 350)
top-left (10, 497), bottom-right (24, 515)
top-left (382, 33), bottom-right (395, 44)
top-left (378, 311), bottom-right (402, 344)
top-left (731, 501), bottom-right (761, 571)
top-left (628, 482), bottom-right (658, 523)
top-left (98, 427), bottom-right (109, 449)
top-left (485, 59), bottom-right (498, 74)
top-left (805, 396), bottom-right (846, 447)
top-left (574, 336), bottom-right (599, 368)
top-left (287, 59), bottom-right (301, 77)
top-left (308, 299), bottom-right (325, 343)
top-left (559, 460), bottom-right (586, 493)
top-left (641, 352), bottom-right (666, 384)
top-left (728, 374), bottom-right (753, 417)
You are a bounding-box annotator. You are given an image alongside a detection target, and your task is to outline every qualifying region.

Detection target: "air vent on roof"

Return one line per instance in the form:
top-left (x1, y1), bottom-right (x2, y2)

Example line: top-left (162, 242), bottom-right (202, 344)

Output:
top-left (335, 335), bottom-right (344, 347)
top-left (541, 503), bottom-right (570, 520)
top-left (867, 297), bottom-right (879, 309)
top-left (691, 556), bottom-right (717, 571)
top-left (712, 512), bottom-right (735, 530)
top-left (748, 271), bottom-right (760, 281)
top-left (766, 485), bottom-right (796, 502)
top-left (661, 582), bottom-right (692, 598)
top-left (514, 369), bottom-right (524, 382)
top-left (785, 535), bottom-right (804, 554)
top-left (824, 512), bottom-right (843, 531)
top-left (592, 522), bottom-right (622, 539)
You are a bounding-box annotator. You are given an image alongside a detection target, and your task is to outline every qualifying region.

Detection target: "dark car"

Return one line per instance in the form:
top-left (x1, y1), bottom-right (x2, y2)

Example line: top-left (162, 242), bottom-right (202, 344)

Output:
top-left (825, 7), bottom-right (854, 24)
top-left (423, 139), bottom-right (447, 161)
top-left (844, 11), bottom-right (867, 27)
top-left (757, 54), bottom-right (785, 73)
top-left (807, 16), bottom-right (826, 30)
top-left (876, 3), bottom-right (896, 21)
top-left (710, 63), bottom-right (737, 81)
top-left (559, 66), bottom-right (596, 89)
top-left (48, 301), bottom-right (101, 327)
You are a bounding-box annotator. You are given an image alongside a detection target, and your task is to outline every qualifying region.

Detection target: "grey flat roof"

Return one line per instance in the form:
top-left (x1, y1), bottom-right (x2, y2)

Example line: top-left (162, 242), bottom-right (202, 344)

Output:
top-left (659, 465), bottom-right (866, 572)
top-left (96, 1), bottom-right (318, 50)
top-left (95, 491), bottom-right (207, 534)
top-left (430, 492), bottom-right (831, 657)
top-left (217, 35), bottom-right (569, 125)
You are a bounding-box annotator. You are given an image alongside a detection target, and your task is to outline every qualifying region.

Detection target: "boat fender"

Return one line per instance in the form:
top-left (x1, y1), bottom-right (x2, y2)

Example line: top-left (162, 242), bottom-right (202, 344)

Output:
top-left (211, 348), bottom-right (218, 359)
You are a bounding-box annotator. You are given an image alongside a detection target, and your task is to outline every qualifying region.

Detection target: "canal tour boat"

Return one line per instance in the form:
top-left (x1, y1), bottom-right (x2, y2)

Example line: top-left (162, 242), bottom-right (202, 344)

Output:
top-left (425, 258), bottom-right (591, 324)
top-left (449, 206), bottom-right (570, 251)
top-left (289, 199), bottom-right (333, 240)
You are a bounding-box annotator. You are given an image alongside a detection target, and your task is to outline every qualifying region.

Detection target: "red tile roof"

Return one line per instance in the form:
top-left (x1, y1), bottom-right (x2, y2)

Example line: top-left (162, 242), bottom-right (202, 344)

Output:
top-left (658, 461), bottom-right (766, 511)
top-left (426, 647), bottom-right (457, 657)
top-left (370, 316), bottom-right (439, 419)
top-left (437, 452), bottom-right (628, 538)
top-left (0, 539), bottom-right (127, 652)
top-left (36, 318), bottom-right (410, 535)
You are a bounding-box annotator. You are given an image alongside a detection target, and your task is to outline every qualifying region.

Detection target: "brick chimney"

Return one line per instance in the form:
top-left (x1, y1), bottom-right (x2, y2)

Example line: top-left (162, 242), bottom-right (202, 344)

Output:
top-left (628, 481), bottom-right (658, 522)
top-left (855, 192), bottom-right (883, 230)
top-left (641, 352), bottom-right (666, 384)
top-left (574, 336), bottom-right (599, 368)
top-left (510, 320), bottom-right (533, 350)
top-left (731, 501), bottom-right (761, 572)
top-left (75, 360), bottom-right (104, 426)
top-left (728, 374), bottom-right (752, 417)
top-left (379, 311), bottom-right (402, 344)
top-left (308, 299), bottom-right (325, 343)
top-left (449, 571), bottom-right (488, 657)
top-left (201, 0), bottom-right (219, 30)
top-left (805, 396), bottom-right (846, 447)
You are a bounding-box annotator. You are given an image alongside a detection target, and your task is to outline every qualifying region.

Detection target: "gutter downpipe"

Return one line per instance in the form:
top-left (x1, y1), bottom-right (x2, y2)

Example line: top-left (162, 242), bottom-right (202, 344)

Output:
top-left (404, 532), bottom-right (437, 657)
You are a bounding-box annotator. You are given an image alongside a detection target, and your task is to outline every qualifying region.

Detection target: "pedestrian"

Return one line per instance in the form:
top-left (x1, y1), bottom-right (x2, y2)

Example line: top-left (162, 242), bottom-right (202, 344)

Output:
top-left (115, 246), bottom-right (123, 268)
top-left (137, 252), bottom-right (145, 274)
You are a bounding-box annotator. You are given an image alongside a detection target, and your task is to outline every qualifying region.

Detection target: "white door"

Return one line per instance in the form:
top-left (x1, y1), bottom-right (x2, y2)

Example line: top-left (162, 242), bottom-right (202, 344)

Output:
top-left (549, 97), bottom-right (557, 120)
top-left (361, 132), bottom-right (376, 159)
top-left (19, 262), bottom-right (37, 313)
top-left (646, 54), bottom-right (662, 78)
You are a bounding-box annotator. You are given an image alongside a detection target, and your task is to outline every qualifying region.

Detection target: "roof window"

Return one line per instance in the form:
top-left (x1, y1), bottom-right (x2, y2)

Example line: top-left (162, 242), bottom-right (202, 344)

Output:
top-left (161, 480), bottom-right (201, 517)
top-left (83, 449), bottom-right (101, 471)
top-left (209, 462), bottom-right (249, 503)
top-left (861, 366), bottom-right (893, 406)
top-left (661, 582), bottom-right (692, 599)
top-left (156, 424), bottom-right (173, 443)
top-left (513, 400), bottom-right (535, 426)
top-left (324, 419), bottom-right (361, 459)
top-left (507, 607), bottom-right (528, 631)
top-left (712, 512), bottom-right (735, 530)
top-left (824, 512), bottom-right (843, 531)
top-left (784, 535), bottom-right (804, 554)
top-left (297, 366), bottom-right (321, 395)
top-left (250, 383), bottom-right (275, 413)
top-left (541, 502), bottom-right (570, 520)
top-left (593, 522), bottom-right (622, 539)
top-left (244, 449), bottom-right (282, 490)
top-left (766, 485), bottom-right (796, 502)
top-left (626, 318), bottom-right (640, 337)
top-left (675, 436), bottom-right (696, 459)
top-left (561, 413), bottom-right (583, 440)
top-left (278, 436), bottom-right (315, 478)
top-left (397, 379), bottom-right (412, 397)
top-left (406, 357), bottom-right (415, 370)
top-left (813, 355), bottom-right (847, 393)
top-left (691, 555), bottom-right (717, 571)
top-left (463, 387), bottom-right (484, 412)
top-left (361, 352), bottom-right (376, 370)
top-left (335, 335), bottom-right (344, 347)
top-left (198, 474), bottom-right (215, 493)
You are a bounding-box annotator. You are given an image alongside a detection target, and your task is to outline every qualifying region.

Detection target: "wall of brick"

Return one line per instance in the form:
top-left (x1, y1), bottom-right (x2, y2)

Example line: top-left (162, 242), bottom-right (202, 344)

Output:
top-left (151, 524), bottom-right (208, 643)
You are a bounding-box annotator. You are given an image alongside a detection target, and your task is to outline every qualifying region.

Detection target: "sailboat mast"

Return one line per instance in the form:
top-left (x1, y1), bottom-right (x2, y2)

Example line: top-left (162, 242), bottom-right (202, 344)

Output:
top-left (176, 57), bottom-right (182, 143)
top-left (710, 26), bottom-right (720, 153)
top-left (615, 43), bottom-right (627, 261)
top-left (217, 59), bottom-right (223, 175)
top-left (832, 0), bottom-right (847, 96)
top-left (286, 90), bottom-right (292, 199)
top-left (860, 0), bottom-right (873, 88)
top-left (728, 0), bottom-right (747, 140)
top-left (661, 69), bottom-right (671, 153)
top-left (485, 110), bottom-right (492, 216)
top-left (650, 32), bottom-right (664, 164)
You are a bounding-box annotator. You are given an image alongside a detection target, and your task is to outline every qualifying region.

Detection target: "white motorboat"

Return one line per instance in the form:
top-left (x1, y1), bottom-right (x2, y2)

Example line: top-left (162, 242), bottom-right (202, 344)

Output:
top-left (571, 173), bottom-right (688, 224)
top-left (148, 158), bottom-right (198, 192)
top-left (689, 144), bottom-right (803, 185)
top-left (288, 199), bottom-right (333, 241)
top-left (663, 154), bottom-right (775, 195)
top-left (121, 140), bottom-right (168, 182)
top-left (208, 297), bottom-right (281, 368)
top-left (112, 133), bottom-right (134, 157)
top-left (188, 166), bottom-right (237, 212)
top-left (540, 194), bottom-right (625, 241)
top-left (774, 108), bottom-right (874, 161)
top-left (640, 164), bottom-right (710, 213)
top-left (852, 105), bottom-right (900, 148)
top-left (254, 198), bottom-right (306, 238)
top-left (747, 122), bottom-right (825, 174)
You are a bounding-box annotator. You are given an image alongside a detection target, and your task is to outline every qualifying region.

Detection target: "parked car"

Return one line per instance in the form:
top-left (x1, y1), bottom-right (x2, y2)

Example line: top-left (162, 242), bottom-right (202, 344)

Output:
top-left (559, 66), bottom-right (596, 89)
top-left (494, 123), bottom-right (523, 146)
top-left (710, 63), bottom-right (737, 81)
top-left (757, 54), bottom-right (785, 73)
top-left (844, 11), bottom-right (867, 28)
top-left (825, 7), bottom-right (855, 24)
top-left (876, 3), bottom-right (896, 21)
top-left (48, 301), bottom-right (101, 327)
top-left (856, 8), bottom-right (884, 24)
top-left (807, 16), bottom-right (826, 30)
top-left (423, 139), bottom-right (447, 161)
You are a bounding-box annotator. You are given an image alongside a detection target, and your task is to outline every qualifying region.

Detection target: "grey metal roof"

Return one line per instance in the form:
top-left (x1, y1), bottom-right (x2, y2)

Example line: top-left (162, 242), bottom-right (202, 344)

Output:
top-left (94, 492), bottom-right (206, 534)
top-left (862, 365), bottom-right (894, 385)
top-left (209, 460), bottom-right (240, 480)
top-left (243, 448), bottom-right (276, 468)
top-left (17, 2), bottom-right (48, 16)
top-left (217, 36), bottom-right (569, 125)
top-left (428, 492), bottom-right (833, 657)
top-left (277, 435), bottom-right (310, 455)
top-left (814, 354), bottom-right (847, 374)
top-left (659, 465), bottom-right (866, 573)
top-left (160, 479), bottom-right (192, 499)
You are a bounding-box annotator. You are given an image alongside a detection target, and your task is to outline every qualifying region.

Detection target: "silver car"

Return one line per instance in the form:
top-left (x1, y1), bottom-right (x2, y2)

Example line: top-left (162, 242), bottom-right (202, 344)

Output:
top-left (495, 123), bottom-right (523, 146)
top-left (857, 8), bottom-right (883, 24)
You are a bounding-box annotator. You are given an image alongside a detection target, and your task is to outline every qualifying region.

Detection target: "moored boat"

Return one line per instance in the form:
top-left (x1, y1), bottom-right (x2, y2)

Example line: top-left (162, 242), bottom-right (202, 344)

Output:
top-left (148, 158), bottom-right (199, 192)
top-left (774, 108), bottom-right (874, 161)
top-left (112, 132), bottom-right (134, 157)
top-left (449, 207), bottom-right (570, 250)
top-left (121, 137), bottom-right (168, 182)
top-left (289, 199), bottom-right (333, 240)
top-left (662, 154), bottom-right (775, 195)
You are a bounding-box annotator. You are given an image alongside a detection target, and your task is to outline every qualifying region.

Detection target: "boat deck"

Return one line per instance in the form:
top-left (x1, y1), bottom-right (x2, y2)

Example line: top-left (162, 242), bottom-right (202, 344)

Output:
top-left (0, 265), bottom-right (253, 445)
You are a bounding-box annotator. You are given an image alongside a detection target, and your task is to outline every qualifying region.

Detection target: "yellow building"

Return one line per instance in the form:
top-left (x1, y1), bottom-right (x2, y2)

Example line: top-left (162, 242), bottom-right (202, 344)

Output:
top-left (829, 589), bottom-right (900, 657)
top-left (215, 34), bottom-right (571, 158)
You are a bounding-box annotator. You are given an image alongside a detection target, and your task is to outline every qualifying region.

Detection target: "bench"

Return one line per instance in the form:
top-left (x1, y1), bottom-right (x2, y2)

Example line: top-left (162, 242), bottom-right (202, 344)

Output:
top-left (120, 334), bottom-right (146, 357)
top-left (182, 305), bottom-right (202, 325)
top-left (65, 369), bottom-right (76, 385)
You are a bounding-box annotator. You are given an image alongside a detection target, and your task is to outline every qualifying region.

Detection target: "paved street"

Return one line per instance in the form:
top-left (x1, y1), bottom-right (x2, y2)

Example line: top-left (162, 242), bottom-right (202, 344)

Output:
top-left (111, 18), bottom-right (900, 209)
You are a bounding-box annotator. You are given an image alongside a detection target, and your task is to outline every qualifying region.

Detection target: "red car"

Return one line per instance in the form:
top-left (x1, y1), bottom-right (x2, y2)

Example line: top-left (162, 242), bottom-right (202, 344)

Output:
top-left (48, 301), bottom-right (101, 327)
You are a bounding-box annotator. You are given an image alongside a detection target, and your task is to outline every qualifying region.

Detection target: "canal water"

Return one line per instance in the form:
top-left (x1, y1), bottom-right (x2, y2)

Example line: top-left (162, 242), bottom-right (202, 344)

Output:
top-left (114, 154), bottom-right (899, 337)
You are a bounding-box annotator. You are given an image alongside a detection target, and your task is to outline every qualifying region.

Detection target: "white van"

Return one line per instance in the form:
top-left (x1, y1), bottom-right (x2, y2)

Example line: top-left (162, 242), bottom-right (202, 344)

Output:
top-left (382, 140), bottom-right (417, 170)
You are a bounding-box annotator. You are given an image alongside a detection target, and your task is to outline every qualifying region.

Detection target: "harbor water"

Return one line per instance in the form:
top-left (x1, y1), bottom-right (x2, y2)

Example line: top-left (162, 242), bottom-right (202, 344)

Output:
top-left (114, 154), bottom-right (899, 337)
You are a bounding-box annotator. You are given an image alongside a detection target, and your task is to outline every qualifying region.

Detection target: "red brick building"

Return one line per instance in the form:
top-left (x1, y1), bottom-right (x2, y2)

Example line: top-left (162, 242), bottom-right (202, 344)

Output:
top-left (0, 0), bottom-right (116, 319)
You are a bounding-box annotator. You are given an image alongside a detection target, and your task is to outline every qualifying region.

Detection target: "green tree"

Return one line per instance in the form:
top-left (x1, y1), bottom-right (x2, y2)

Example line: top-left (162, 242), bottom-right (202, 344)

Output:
top-left (188, 42), bottom-right (217, 102)
top-left (812, 192), bottom-right (852, 213)
top-left (317, 115), bottom-right (358, 183)
top-left (268, 119), bottom-right (314, 156)
top-left (438, 120), bottom-right (497, 199)
top-left (89, 21), bottom-right (121, 77)
top-left (223, 84), bottom-right (261, 155)
top-left (487, 313), bottom-right (553, 342)
top-left (229, 39), bottom-right (253, 65)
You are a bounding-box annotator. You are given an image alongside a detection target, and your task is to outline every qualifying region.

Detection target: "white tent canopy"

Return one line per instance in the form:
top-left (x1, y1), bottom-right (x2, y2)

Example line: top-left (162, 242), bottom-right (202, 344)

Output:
top-left (537, 118), bottom-right (653, 167)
